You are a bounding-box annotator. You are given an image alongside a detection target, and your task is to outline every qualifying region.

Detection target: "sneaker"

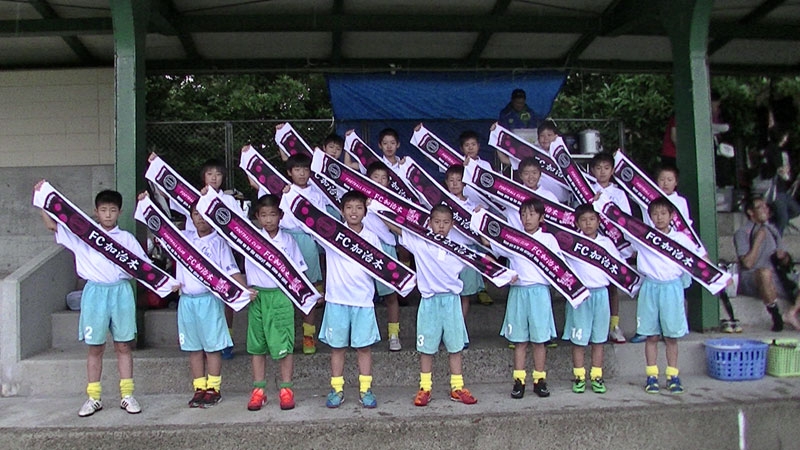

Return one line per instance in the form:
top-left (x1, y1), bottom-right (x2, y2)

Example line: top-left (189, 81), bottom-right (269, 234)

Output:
top-left (388, 335), bottom-right (402, 352)
top-left (511, 379), bottom-right (525, 399)
top-left (533, 380), bottom-right (550, 398)
top-left (645, 376), bottom-right (659, 394)
top-left (221, 346), bottom-right (234, 360)
top-left (202, 389), bottom-right (221, 408)
top-left (572, 378), bottom-right (586, 394)
top-left (609, 326), bottom-right (626, 344)
top-left (120, 395), bottom-right (141, 414)
top-left (414, 389), bottom-right (431, 407)
top-left (450, 388), bottom-right (478, 404)
top-left (78, 398), bottom-right (102, 417)
top-left (189, 389), bottom-right (206, 408)
top-left (359, 389), bottom-right (377, 409)
top-left (721, 319), bottom-right (735, 333)
top-left (303, 335), bottom-right (317, 355)
top-left (731, 319), bottom-right (743, 333)
top-left (591, 378), bottom-right (607, 394)
top-left (247, 387), bottom-right (266, 411)
top-left (629, 333), bottom-right (647, 344)
top-left (279, 387), bottom-right (295, 410)
top-left (666, 376), bottom-right (685, 394)
top-left (326, 390), bottom-right (344, 408)
top-left (477, 290), bottom-right (494, 305)
top-left (544, 339), bottom-right (558, 349)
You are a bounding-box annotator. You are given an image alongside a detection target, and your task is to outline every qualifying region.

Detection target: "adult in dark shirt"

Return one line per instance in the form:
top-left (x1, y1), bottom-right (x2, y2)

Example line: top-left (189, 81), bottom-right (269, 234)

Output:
top-left (497, 89), bottom-right (542, 177)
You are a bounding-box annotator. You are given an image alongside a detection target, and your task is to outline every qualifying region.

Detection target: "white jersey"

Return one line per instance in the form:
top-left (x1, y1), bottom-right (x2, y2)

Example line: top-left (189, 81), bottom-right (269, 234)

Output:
top-left (244, 228), bottom-right (307, 289)
top-left (399, 230), bottom-right (465, 298)
top-left (175, 192), bottom-right (242, 234)
top-left (568, 233), bottom-right (619, 289)
top-left (177, 230), bottom-right (240, 295)
top-left (279, 183), bottom-right (329, 231)
top-left (634, 227), bottom-right (702, 281)
top-left (591, 182), bottom-right (631, 214)
top-left (55, 223), bottom-right (148, 284)
top-left (505, 185), bottom-right (560, 230)
top-left (322, 225), bottom-right (382, 307)
top-left (363, 210), bottom-right (396, 246)
top-left (490, 228), bottom-right (560, 286)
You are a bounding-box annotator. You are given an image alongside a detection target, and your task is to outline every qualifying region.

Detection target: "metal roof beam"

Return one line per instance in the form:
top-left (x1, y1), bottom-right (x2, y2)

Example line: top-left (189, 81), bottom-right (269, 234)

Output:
top-left (330, 0), bottom-right (344, 63)
top-left (464, 0), bottom-right (512, 65)
top-left (562, 0), bottom-right (633, 67)
top-left (708, 0), bottom-right (787, 55)
top-left (150, 0), bottom-right (200, 59)
top-left (28, 0), bottom-right (95, 62)
top-left (0, 18), bottom-right (112, 37)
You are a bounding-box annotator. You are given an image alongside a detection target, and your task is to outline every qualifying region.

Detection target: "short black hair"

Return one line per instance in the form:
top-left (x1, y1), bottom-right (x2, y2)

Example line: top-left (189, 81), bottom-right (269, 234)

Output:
top-left (590, 152), bottom-right (615, 169)
top-left (366, 161), bottom-right (390, 178)
top-left (444, 164), bottom-right (465, 180)
top-left (537, 119), bottom-right (558, 135)
top-left (378, 128), bottom-right (399, 142)
top-left (744, 195), bottom-right (765, 213)
top-left (323, 133), bottom-right (344, 148)
top-left (285, 153), bottom-right (312, 172)
top-left (431, 204), bottom-right (454, 218)
top-left (518, 157), bottom-right (541, 172)
top-left (511, 88), bottom-right (526, 99)
top-left (200, 158), bottom-right (227, 186)
top-left (340, 190), bottom-right (368, 210)
top-left (95, 190), bottom-right (122, 209)
top-left (520, 197), bottom-right (545, 216)
top-left (648, 197), bottom-right (676, 216)
top-left (459, 130), bottom-right (480, 147)
top-left (574, 203), bottom-right (598, 220)
top-left (655, 164), bottom-right (680, 180)
top-left (254, 194), bottom-right (281, 214)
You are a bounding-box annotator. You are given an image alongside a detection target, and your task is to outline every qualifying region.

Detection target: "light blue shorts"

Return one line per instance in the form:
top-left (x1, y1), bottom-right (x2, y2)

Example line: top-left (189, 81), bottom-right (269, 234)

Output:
top-left (319, 303), bottom-right (380, 349)
top-left (459, 267), bottom-right (485, 296)
top-left (177, 292), bottom-right (233, 352)
top-left (79, 280), bottom-right (137, 345)
top-left (376, 243), bottom-right (398, 297)
top-left (416, 293), bottom-right (469, 354)
top-left (501, 284), bottom-right (556, 344)
top-left (636, 278), bottom-right (689, 339)
top-left (562, 287), bottom-right (610, 346)
top-left (325, 204), bottom-right (343, 221)
top-left (285, 228), bottom-right (322, 283)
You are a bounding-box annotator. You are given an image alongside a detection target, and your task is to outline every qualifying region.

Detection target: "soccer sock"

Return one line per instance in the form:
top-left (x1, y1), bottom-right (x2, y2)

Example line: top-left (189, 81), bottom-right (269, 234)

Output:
top-left (609, 315), bottom-right (620, 329)
top-left (253, 380), bottom-right (267, 389)
top-left (513, 369), bottom-right (527, 384)
top-left (450, 374), bottom-right (464, 391)
top-left (303, 323), bottom-right (316, 337)
top-left (590, 367), bottom-right (603, 380)
top-left (279, 382), bottom-right (293, 389)
top-left (359, 375), bottom-right (373, 393)
top-left (86, 381), bottom-right (102, 400)
top-left (665, 366), bottom-right (679, 380)
top-left (646, 365), bottom-right (659, 377)
top-left (207, 374), bottom-right (222, 392)
top-left (573, 367), bottom-right (586, 381)
top-left (388, 322), bottom-right (400, 337)
top-left (719, 291), bottom-right (736, 321)
top-left (420, 372), bottom-right (433, 391)
top-left (532, 370), bottom-right (546, 383)
top-left (331, 376), bottom-right (345, 393)
top-left (193, 377), bottom-right (207, 391)
top-left (119, 378), bottom-right (134, 398)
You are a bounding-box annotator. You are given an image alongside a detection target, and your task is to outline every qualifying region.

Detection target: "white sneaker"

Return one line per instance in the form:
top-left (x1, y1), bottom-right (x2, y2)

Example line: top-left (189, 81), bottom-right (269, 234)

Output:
top-left (78, 398), bottom-right (102, 417)
top-left (388, 335), bottom-right (402, 352)
top-left (609, 326), bottom-right (627, 344)
top-left (120, 395), bottom-right (142, 414)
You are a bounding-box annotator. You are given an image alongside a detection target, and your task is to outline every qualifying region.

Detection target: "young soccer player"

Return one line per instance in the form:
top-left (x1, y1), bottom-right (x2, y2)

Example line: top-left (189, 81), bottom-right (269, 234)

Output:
top-left (563, 204), bottom-right (617, 394)
top-left (386, 205), bottom-right (477, 407)
top-left (489, 197), bottom-right (558, 399)
top-left (364, 162), bottom-right (403, 351)
top-left (535, 120), bottom-right (572, 203)
top-left (590, 152), bottom-right (632, 345)
top-left (377, 128), bottom-right (403, 171)
top-left (322, 132), bottom-right (360, 172)
top-left (319, 191), bottom-right (382, 409)
top-left (246, 195), bottom-right (307, 411)
top-left (36, 182), bottom-right (147, 417)
top-left (635, 197), bottom-right (704, 394)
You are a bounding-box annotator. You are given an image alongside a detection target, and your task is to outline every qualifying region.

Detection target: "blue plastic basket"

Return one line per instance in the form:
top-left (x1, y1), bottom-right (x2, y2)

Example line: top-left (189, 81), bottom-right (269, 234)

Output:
top-left (705, 339), bottom-right (768, 381)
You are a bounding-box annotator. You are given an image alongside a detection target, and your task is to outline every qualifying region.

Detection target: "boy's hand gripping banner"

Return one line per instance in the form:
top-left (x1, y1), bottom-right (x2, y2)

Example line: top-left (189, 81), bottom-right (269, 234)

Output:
top-left (134, 196), bottom-right (251, 311)
top-left (240, 145), bottom-right (290, 196)
top-left (488, 123), bottom-right (570, 190)
top-left (33, 182), bottom-right (179, 297)
top-left (343, 130), bottom-right (415, 200)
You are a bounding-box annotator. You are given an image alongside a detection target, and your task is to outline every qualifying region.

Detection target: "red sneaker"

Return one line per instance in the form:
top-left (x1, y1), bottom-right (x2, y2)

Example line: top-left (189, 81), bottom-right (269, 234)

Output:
top-left (450, 388), bottom-right (477, 404)
top-left (188, 389), bottom-right (205, 408)
top-left (202, 388), bottom-right (222, 408)
top-left (413, 389), bottom-right (431, 407)
top-left (279, 387), bottom-right (295, 410)
top-left (247, 388), bottom-right (266, 411)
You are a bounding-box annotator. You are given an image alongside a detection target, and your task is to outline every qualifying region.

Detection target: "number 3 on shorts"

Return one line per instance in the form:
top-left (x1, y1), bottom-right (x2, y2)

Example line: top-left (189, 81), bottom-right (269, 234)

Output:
top-left (417, 334), bottom-right (424, 347)
top-left (179, 333), bottom-right (185, 346)
top-left (83, 326), bottom-right (93, 341)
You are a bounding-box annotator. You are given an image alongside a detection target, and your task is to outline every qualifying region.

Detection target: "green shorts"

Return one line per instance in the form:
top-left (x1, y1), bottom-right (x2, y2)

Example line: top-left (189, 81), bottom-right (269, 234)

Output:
top-left (247, 287), bottom-right (295, 360)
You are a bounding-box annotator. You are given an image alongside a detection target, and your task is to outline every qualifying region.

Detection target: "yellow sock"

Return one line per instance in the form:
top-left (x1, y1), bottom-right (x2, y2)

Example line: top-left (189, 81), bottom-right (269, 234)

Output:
top-left (646, 365), bottom-right (659, 377)
top-left (513, 369), bottom-right (527, 384)
top-left (331, 376), bottom-right (345, 393)
top-left (665, 366), bottom-right (679, 380)
top-left (590, 367), bottom-right (603, 380)
top-left (207, 374), bottom-right (222, 392)
top-left (420, 372), bottom-right (432, 391)
top-left (228, 327), bottom-right (233, 338)
top-left (532, 370), bottom-right (546, 383)
top-left (86, 381), bottom-right (102, 400)
top-left (388, 322), bottom-right (400, 337)
top-left (573, 367), bottom-right (586, 381)
top-left (609, 315), bottom-right (620, 329)
top-left (192, 377), bottom-right (207, 391)
top-left (359, 375), bottom-right (373, 393)
top-left (303, 323), bottom-right (316, 337)
top-left (450, 374), bottom-right (464, 391)
top-left (119, 378), bottom-right (134, 398)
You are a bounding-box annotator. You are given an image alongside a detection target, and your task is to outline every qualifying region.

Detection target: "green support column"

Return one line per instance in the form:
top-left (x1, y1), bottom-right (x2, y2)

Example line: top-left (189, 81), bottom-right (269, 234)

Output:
top-left (658, 0), bottom-right (719, 331)
top-left (110, 0), bottom-right (150, 233)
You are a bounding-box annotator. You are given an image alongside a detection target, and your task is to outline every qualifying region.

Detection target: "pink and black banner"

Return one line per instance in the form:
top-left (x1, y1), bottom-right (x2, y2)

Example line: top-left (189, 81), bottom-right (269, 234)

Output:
top-left (134, 196), bottom-right (251, 311)
top-left (311, 151), bottom-right (429, 229)
top-left (546, 221), bottom-right (641, 296)
top-left (274, 122), bottom-right (313, 158)
top-left (196, 189), bottom-right (320, 315)
top-left (378, 210), bottom-right (517, 287)
top-left (409, 123), bottom-right (465, 171)
top-left (145, 155), bottom-right (200, 215)
top-left (282, 190), bottom-right (417, 297)
top-left (239, 145), bottom-right (290, 196)
top-left (613, 151), bottom-right (703, 248)
top-left (343, 130), bottom-right (415, 200)
top-left (470, 209), bottom-right (589, 307)
top-left (488, 123), bottom-right (570, 190)
top-left (33, 182), bottom-right (179, 297)
top-left (593, 197), bottom-right (730, 295)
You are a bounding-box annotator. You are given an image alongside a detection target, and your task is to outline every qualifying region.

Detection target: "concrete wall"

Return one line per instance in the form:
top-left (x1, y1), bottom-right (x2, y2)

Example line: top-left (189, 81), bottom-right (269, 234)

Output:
top-left (0, 68), bottom-right (115, 274)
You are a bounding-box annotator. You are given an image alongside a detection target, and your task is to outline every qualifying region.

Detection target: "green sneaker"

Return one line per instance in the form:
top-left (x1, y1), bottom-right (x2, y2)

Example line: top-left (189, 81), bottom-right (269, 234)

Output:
top-left (572, 378), bottom-right (586, 393)
top-left (667, 376), bottom-right (685, 394)
top-left (591, 378), bottom-right (607, 394)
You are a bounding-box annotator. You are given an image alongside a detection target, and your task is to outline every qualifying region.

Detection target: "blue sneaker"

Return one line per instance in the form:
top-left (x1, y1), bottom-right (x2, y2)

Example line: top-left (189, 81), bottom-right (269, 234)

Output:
top-left (326, 390), bottom-right (344, 408)
top-left (221, 346), bottom-right (234, 360)
top-left (667, 376), bottom-right (685, 394)
top-left (629, 334), bottom-right (647, 344)
top-left (644, 376), bottom-right (659, 394)
top-left (359, 390), bottom-right (377, 408)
